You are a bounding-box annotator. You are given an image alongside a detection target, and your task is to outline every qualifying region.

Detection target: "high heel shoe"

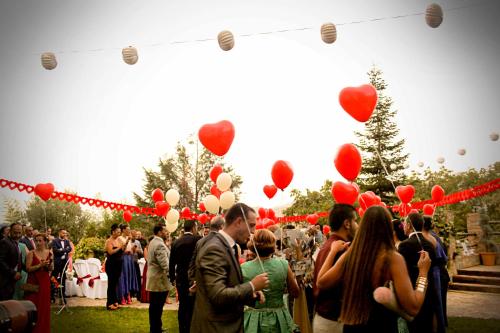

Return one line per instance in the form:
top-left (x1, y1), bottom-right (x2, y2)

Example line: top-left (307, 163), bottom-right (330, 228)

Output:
top-left (107, 304), bottom-right (119, 311)
top-left (126, 294), bottom-right (132, 305)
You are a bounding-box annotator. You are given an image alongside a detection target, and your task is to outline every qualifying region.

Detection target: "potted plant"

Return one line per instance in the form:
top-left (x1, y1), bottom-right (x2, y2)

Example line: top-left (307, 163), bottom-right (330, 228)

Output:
top-left (477, 214), bottom-right (499, 266)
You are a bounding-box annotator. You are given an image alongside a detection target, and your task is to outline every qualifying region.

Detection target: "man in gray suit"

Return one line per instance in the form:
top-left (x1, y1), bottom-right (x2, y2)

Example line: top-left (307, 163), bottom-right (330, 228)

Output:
top-left (146, 224), bottom-right (172, 333)
top-left (190, 203), bottom-right (269, 333)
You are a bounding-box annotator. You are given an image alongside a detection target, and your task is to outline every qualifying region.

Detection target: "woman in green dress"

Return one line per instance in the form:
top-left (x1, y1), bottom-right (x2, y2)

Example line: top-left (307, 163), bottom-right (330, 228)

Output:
top-left (242, 229), bottom-right (300, 333)
top-left (13, 241), bottom-right (28, 300)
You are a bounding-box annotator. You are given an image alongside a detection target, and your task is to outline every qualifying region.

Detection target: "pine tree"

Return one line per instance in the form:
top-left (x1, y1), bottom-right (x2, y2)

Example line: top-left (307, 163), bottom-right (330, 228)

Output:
top-left (355, 67), bottom-right (409, 204)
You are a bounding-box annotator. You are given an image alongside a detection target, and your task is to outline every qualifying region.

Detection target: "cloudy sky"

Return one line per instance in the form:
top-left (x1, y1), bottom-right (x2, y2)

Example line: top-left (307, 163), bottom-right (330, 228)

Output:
top-left (0, 0), bottom-right (499, 218)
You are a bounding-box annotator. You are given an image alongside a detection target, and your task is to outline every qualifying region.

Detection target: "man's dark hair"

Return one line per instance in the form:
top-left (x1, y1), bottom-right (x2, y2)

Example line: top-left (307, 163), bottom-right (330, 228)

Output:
top-left (392, 219), bottom-right (407, 242)
top-left (184, 220), bottom-right (196, 232)
top-left (423, 216), bottom-right (433, 231)
top-left (10, 222), bottom-right (22, 229)
top-left (224, 203), bottom-right (255, 226)
top-left (110, 223), bottom-right (120, 233)
top-left (153, 224), bottom-right (165, 235)
top-left (119, 224), bottom-right (129, 231)
top-left (209, 216), bottom-right (225, 231)
top-left (407, 213), bottom-right (424, 232)
top-left (329, 204), bottom-right (356, 231)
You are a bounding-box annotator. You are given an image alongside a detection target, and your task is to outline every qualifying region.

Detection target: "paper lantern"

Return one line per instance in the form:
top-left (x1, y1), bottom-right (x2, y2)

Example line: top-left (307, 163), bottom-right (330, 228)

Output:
top-left (320, 23), bottom-right (337, 44)
top-left (425, 4), bottom-right (443, 28)
top-left (457, 148), bottom-right (466, 156)
top-left (166, 209), bottom-right (180, 224)
top-left (218, 30), bottom-right (234, 51)
top-left (41, 52), bottom-right (57, 70)
top-left (166, 222), bottom-right (178, 233)
top-left (390, 163), bottom-right (397, 171)
top-left (122, 46), bottom-right (138, 65)
top-left (165, 189), bottom-right (180, 206)
top-left (437, 156), bottom-right (445, 164)
top-left (220, 191), bottom-right (235, 210)
top-left (216, 173), bottom-right (232, 192)
top-left (417, 162), bottom-right (424, 168)
top-left (490, 132), bottom-right (499, 141)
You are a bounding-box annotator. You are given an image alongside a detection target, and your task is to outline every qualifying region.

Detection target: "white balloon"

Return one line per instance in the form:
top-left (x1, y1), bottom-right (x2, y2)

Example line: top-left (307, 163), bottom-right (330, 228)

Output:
top-left (166, 222), bottom-right (178, 233)
top-left (216, 173), bottom-right (232, 192)
top-left (403, 162), bottom-right (410, 169)
top-left (166, 209), bottom-right (180, 224)
top-left (165, 189), bottom-right (180, 206)
top-left (204, 195), bottom-right (220, 214)
top-left (390, 163), bottom-right (397, 171)
top-left (437, 157), bottom-right (445, 164)
top-left (220, 191), bottom-right (235, 209)
top-left (457, 148), bottom-right (466, 156)
top-left (417, 162), bottom-right (424, 168)
top-left (490, 132), bottom-right (499, 141)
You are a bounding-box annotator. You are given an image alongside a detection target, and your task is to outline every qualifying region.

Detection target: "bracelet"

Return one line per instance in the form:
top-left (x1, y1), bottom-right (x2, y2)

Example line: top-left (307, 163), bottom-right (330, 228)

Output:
top-left (416, 276), bottom-right (427, 293)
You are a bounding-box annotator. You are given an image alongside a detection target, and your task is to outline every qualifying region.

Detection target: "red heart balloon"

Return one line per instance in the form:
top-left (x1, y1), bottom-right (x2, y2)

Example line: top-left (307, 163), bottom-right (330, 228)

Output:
top-left (271, 160), bottom-right (294, 191)
top-left (34, 183), bottom-right (55, 201)
top-left (155, 201), bottom-right (170, 217)
top-left (323, 225), bottom-right (331, 235)
top-left (258, 207), bottom-right (267, 219)
top-left (423, 204), bottom-right (435, 216)
top-left (256, 219), bottom-right (264, 230)
top-left (123, 210), bottom-right (133, 222)
top-left (331, 181), bottom-right (359, 205)
top-left (198, 120), bottom-right (235, 156)
top-left (210, 164), bottom-right (224, 183)
top-left (181, 207), bottom-right (191, 218)
top-left (339, 84), bottom-right (378, 122)
top-left (334, 144), bottom-right (362, 182)
top-left (263, 218), bottom-right (275, 228)
top-left (198, 213), bottom-right (209, 224)
top-left (306, 214), bottom-right (319, 225)
top-left (399, 203), bottom-right (411, 217)
top-left (199, 202), bottom-right (206, 212)
top-left (409, 209), bottom-right (419, 215)
top-left (395, 185), bottom-right (415, 204)
top-left (358, 207), bottom-right (365, 218)
top-left (263, 185), bottom-right (278, 199)
top-left (431, 185), bottom-right (445, 203)
top-left (267, 209), bottom-right (276, 220)
top-left (210, 184), bottom-right (222, 198)
top-left (358, 192), bottom-right (378, 210)
top-left (151, 188), bottom-right (164, 203)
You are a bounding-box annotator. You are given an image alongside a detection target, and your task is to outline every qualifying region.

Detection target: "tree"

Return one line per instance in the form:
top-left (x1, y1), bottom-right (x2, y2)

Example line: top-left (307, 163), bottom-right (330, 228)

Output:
top-left (355, 67), bottom-right (409, 205)
top-left (133, 136), bottom-right (243, 223)
top-left (283, 180), bottom-right (333, 224)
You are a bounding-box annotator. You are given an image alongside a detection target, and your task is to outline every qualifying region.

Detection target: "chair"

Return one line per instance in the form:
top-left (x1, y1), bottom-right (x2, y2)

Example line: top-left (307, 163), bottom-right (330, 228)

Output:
top-left (73, 259), bottom-right (92, 298)
top-left (64, 269), bottom-right (80, 297)
top-left (138, 258), bottom-right (146, 277)
top-left (87, 260), bottom-right (108, 299)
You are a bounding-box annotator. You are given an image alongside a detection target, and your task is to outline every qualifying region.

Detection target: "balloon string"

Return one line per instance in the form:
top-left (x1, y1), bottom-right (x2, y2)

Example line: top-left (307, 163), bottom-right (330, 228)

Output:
top-left (42, 203), bottom-right (47, 233)
top-left (239, 206), bottom-right (266, 275)
top-left (374, 148), bottom-right (397, 192)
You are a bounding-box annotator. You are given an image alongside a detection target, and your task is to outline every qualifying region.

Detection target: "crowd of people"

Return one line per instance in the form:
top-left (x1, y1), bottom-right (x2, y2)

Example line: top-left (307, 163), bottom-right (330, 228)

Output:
top-left (0, 199), bottom-right (450, 333)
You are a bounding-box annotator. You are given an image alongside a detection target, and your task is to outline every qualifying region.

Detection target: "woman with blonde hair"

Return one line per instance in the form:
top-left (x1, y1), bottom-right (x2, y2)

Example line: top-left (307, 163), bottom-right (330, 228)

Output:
top-left (242, 228), bottom-right (300, 333)
top-left (317, 206), bottom-right (431, 333)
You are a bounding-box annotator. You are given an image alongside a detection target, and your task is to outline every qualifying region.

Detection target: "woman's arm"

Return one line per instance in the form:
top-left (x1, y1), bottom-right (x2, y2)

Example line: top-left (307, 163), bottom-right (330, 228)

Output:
top-left (316, 240), bottom-right (350, 290)
top-left (286, 265), bottom-right (300, 298)
top-left (26, 251), bottom-right (41, 273)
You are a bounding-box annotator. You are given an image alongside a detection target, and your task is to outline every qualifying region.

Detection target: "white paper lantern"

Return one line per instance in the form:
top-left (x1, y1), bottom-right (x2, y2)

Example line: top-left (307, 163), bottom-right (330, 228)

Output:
top-left (122, 46), bottom-right (138, 65)
top-left (220, 191), bottom-right (235, 210)
top-left (403, 162), bottom-right (410, 169)
top-left (166, 222), bottom-right (178, 233)
top-left (218, 30), bottom-right (234, 51)
top-left (165, 189), bottom-right (180, 206)
top-left (216, 173), bottom-right (232, 192)
top-left (425, 4), bottom-right (443, 28)
top-left (490, 132), bottom-right (499, 141)
top-left (320, 23), bottom-right (337, 44)
top-left (457, 148), bottom-right (466, 156)
top-left (418, 162), bottom-right (424, 168)
top-left (390, 163), bottom-right (397, 171)
top-left (437, 156), bottom-right (445, 164)
top-left (41, 52), bottom-right (57, 70)
top-left (166, 209), bottom-right (180, 224)
top-left (204, 195), bottom-right (220, 214)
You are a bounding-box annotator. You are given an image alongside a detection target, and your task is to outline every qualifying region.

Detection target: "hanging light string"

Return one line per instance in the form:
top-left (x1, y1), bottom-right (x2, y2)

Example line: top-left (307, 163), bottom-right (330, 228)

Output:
top-left (33, 0), bottom-right (492, 56)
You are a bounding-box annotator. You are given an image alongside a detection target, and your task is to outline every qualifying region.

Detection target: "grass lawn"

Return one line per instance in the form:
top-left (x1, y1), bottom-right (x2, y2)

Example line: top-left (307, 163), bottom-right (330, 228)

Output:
top-left (51, 307), bottom-right (500, 333)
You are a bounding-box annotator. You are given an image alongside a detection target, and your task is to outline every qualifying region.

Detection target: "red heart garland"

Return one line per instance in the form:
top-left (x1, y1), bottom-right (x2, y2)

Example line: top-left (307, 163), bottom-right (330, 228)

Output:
top-left (198, 120), bottom-right (235, 156)
top-left (0, 180), bottom-right (8, 188)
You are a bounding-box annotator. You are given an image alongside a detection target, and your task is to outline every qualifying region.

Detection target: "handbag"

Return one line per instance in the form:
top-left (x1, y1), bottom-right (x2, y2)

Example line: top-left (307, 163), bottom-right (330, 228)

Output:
top-left (373, 281), bottom-right (414, 322)
top-left (21, 283), bottom-right (39, 293)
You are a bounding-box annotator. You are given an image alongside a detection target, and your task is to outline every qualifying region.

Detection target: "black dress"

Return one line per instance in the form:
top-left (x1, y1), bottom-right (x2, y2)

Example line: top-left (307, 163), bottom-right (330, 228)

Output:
top-left (105, 246), bottom-right (123, 307)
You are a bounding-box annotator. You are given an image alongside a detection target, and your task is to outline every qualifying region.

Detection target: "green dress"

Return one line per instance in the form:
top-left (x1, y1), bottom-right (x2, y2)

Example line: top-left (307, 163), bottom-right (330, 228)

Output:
top-left (241, 258), bottom-right (298, 333)
top-left (13, 242), bottom-right (28, 300)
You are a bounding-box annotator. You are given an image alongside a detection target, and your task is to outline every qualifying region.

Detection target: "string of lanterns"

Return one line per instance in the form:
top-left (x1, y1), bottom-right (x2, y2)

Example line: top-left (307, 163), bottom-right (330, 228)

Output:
top-left (39, 3), bottom-right (451, 70)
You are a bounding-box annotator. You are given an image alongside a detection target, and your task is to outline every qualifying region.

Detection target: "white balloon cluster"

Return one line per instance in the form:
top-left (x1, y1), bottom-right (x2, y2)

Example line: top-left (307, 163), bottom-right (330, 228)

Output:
top-left (203, 172), bottom-right (236, 214)
top-left (165, 189), bottom-right (180, 231)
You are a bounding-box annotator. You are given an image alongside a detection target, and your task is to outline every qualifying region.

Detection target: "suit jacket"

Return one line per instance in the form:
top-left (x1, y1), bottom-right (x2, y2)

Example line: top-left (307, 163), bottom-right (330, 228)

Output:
top-left (398, 233), bottom-right (438, 333)
top-left (20, 236), bottom-right (35, 251)
top-left (0, 237), bottom-right (21, 300)
top-left (52, 237), bottom-right (72, 264)
top-left (146, 236), bottom-right (172, 292)
top-left (169, 233), bottom-right (200, 287)
top-left (188, 231), bottom-right (217, 286)
top-left (190, 233), bottom-right (254, 333)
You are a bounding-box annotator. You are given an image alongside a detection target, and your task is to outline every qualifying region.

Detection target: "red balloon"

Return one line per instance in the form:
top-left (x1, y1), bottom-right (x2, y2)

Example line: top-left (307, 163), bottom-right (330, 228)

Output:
top-left (395, 185), bottom-right (415, 204)
top-left (151, 188), bottom-right (164, 203)
top-left (34, 183), bottom-right (55, 201)
top-left (271, 160), bottom-right (294, 190)
top-left (123, 210), bottom-right (133, 222)
top-left (199, 202), bottom-right (206, 212)
top-left (267, 209), bottom-right (276, 221)
top-left (306, 214), bottom-right (320, 225)
top-left (331, 181), bottom-right (359, 205)
top-left (334, 144), bottom-right (362, 182)
top-left (210, 184), bottom-right (222, 198)
top-left (399, 203), bottom-right (411, 217)
top-left (210, 164), bottom-right (223, 183)
top-left (409, 209), bottom-right (419, 215)
top-left (431, 185), bottom-right (445, 203)
top-left (323, 225), bottom-right (331, 235)
top-left (258, 207), bottom-right (267, 219)
top-left (256, 219), bottom-right (264, 230)
top-left (181, 207), bottom-right (191, 218)
top-left (358, 192), bottom-right (378, 210)
top-left (263, 185), bottom-right (278, 199)
top-left (339, 84), bottom-right (378, 122)
top-left (155, 201), bottom-right (170, 217)
top-left (198, 120), bottom-right (235, 156)
top-left (423, 204), bottom-right (435, 216)
top-left (358, 207), bottom-right (365, 218)
top-left (198, 213), bottom-right (209, 224)
top-left (263, 218), bottom-right (275, 228)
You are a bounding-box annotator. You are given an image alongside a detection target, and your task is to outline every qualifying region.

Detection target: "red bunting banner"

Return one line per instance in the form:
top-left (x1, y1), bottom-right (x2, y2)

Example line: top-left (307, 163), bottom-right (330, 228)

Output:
top-left (1, 177), bottom-right (498, 222)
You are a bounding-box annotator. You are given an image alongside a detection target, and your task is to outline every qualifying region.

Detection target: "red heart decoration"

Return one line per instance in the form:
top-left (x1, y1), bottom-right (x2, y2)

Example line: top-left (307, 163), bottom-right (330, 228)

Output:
top-left (267, 209), bottom-right (276, 220)
top-left (8, 182), bottom-right (17, 190)
top-left (17, 184), bottom-right (26, 192)
top-left (334, 144), bottom-right (362, 182)
top-left (103, 202), bottom-right (109, 208)
top-left (263, 185), bottom-right (278, 199)
top-left (199, 202), bottom-right (206, 212)
top-left (198, 120), bottom-right (235, 156)
top-left (26, 186), bottom-right (34, 193)
top-left (210, 164), bottom-right (224, 183)
top-left (123, 210), bottom-right (133, 222)
top-left (181, 207), bottom-right (191, 218)
top-left (73, 197), bottom-right (81, 204)
top-left (34, 183), bottom-right (55, 201)
top-left (57, 193), bottom-right (65, 200)
top-left (396, 185), bottom-right (415, 204)
top-left (271, 160), bottom-right (294, 191)
top-left (0, 180), bottom-right (8, 188)
top-left (409, 209), bottom-right (419, 215)
top-left (116, 204), bottom-right (123, 211)
top-left (339, 84), bottom-right (378, 122)
top-left (331, 181), bottom-right (359, 205)
top-left (210, 184), bottom-right (222, 198)
top-left (95, 200), bottom-right (102, 208)
top-left (306, 214), bottom-right (320, 225)
top-left (398, 203), bottom-right (411, 217)
top-left (88, 199), bottom-right (95, 206)
top-left (155, 201), bottom-right (170, 217)
top-left (423, 204), bottom-right (435, 216)
top-left (198, 213), bottom-right (209, 224)
top-left (151, 188), bottom-right (164, 203)
top-left (431, 185), bottom-right (445, 203)
top-left (65, 194), bottom-right (73, 202)
top-left (258, 207), bottom-right (267, 219)
top-left (358, 192), bottom-right (378, 210)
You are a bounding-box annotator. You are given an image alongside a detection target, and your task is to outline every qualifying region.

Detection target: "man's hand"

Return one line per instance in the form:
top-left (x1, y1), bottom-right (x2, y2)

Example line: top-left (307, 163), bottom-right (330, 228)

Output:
top-left (14, 272), bottom-right (21, 281)
top-left (251, 273), bottom-right (269, 291)
top-left (254, 290), bottom-right (265, 304)
top-left (189, 282), bottom-right (197, 295)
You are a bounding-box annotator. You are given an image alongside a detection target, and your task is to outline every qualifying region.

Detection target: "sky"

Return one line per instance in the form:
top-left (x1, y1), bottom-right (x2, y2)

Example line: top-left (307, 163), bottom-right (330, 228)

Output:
top-left (0, 0), bottom-right (499, 219)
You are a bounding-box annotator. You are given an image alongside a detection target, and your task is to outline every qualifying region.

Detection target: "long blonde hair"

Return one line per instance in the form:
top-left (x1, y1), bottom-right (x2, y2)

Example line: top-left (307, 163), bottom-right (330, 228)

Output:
top-left (339, 206), bottom-right (395, 325)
